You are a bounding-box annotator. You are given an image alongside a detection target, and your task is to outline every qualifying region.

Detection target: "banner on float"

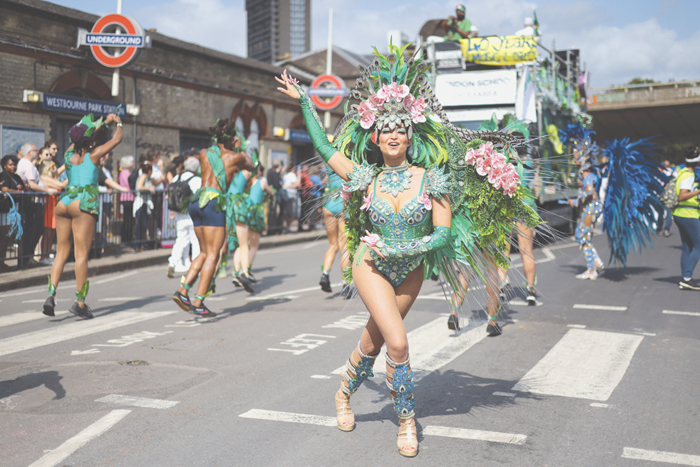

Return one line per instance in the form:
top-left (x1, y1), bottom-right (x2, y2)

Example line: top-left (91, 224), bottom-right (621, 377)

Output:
top-left (460, 35), bottom-right (538, 65)
top-left (435, 69), bottom-right (517, 107)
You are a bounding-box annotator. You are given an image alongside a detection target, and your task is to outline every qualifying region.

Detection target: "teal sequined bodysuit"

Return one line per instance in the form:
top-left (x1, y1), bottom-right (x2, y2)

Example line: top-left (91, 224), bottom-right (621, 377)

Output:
top-left (227, 170), bottom-right (249, 224)
top-left (367, 171), bottom-right (432, 287)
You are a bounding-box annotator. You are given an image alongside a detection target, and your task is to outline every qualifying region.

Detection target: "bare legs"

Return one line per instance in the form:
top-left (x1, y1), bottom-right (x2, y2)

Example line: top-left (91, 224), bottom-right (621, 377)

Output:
top-left (498, 222), bottom-right (536, 289)
top-left (232, 222), bottom-right (250, 276)
top-left (179, 225), bottom-right (225, 307)
top-left (248, 229), bottom-right (261, 267)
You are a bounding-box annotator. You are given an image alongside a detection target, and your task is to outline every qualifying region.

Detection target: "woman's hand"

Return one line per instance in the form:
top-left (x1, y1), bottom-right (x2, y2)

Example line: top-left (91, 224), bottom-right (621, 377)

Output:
top-left (105, 113), bottom-right (116, 124)
top-left (275, 70), bottom-right (301, 100)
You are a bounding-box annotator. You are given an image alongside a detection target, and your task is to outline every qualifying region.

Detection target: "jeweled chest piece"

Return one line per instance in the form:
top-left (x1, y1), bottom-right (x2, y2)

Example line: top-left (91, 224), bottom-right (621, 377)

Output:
top-left (379, 162), bottom-right (411, 198)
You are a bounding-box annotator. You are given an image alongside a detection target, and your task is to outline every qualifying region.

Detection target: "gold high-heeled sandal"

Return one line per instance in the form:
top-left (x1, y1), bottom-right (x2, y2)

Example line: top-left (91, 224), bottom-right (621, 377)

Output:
top-left (397, 417), bottom-right (418, 457)
top-left (335, 389), bottom-right (354, 432)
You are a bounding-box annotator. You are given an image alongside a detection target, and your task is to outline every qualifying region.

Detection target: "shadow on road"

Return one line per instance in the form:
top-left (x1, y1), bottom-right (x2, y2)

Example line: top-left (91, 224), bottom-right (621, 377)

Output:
top-left (0, 370), bottom-right (66, 400)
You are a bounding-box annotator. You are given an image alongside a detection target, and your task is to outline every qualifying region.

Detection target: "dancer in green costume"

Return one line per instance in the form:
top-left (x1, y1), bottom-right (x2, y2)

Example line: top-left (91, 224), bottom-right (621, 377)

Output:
top-left (172, 119), bottom-right (254, 316)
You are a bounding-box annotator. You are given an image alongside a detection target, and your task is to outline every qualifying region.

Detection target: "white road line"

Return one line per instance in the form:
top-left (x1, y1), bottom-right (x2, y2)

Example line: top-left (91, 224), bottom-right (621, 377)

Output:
top-left (96, 394), bottom-right (179, 409)
top-left (590, 403), bottom-right (610, 408)
top-left (639, 332), bottom-right (656, 337)
top-left (239, 409), bottom-right (336, 427)
top-left (546, 241), bottom-right (580, 251)
top-left (0, 311), bottom-right (177, 357)
top-left (97, 297), bottom-right (143, 302)
top-left (423, 426), bottom-right (527, 445)
top-left (512, 329), bottom-right (643, 401)
top-left (0, 287), bottom-right (52, 298)
top-left (0, 311), bottom-right (68, 328)
top-left (249, 295), bottom-right (301, 301)
top-left (567, 324), bottom-right (587, 329)
top-left (246, 283), bottom-right (342, 301)
top-left (22, 299), bottom-right (48, 303)
top-left (92, 271), bottom-right (139, 285)
top-left (332, 317), bottom-right (489, 382)
top-left (508, 300), bottom-right (543, 307)
top-left (311, 375), bottom-right (331, 379)
top-left (573, 304), bottom-right (628, 311)
top-left (622, 447), bottom-right (700, 466)
top-left (511, 247), bottom-right (556, 268)
top-left (493, 392), bottom-right (516, 397)
top-left (28, 409), bottom-right (131, 467)
top-left (663, 310), bottom-right (700, 317)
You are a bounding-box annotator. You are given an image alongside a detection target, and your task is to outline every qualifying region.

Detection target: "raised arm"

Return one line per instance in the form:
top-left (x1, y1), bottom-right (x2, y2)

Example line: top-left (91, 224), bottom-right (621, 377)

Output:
top-left (91, 113), bottom-right (123, 163)
top-left (276, 70), bottom-right (356, 181)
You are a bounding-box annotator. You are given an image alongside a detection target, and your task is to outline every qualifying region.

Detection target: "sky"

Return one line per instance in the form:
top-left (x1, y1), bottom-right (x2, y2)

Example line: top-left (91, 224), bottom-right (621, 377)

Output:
top-left (49, 0), bottom-right (700, 88)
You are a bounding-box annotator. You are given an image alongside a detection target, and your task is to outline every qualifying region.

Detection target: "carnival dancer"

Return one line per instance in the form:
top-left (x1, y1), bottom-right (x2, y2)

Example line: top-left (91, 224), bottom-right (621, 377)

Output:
top-left (276, 44), bottom-right (537, 457)
top-left (172, 119), bottom-right (254, 317)
top-left (568, 161), bottom-right (604, 279)
top-left (42, 113), bottom-right (122, 319)
top-left (319, 166), bottom-right (351, 296)
top-left (228, 168), bottom-right (255, 292)
top-left (234, 164), bottom-right (275, 282)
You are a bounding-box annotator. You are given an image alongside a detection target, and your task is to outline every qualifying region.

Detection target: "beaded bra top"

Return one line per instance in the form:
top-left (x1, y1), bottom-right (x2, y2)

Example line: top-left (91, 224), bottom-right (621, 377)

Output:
top-left (369, 170), bottom-right (431, 240)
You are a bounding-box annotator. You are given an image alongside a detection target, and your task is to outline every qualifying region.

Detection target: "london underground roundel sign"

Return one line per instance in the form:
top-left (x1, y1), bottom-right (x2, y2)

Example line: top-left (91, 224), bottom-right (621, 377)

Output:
top-left (308, 74), bottom-right (349, 111)
top-left (87, 14), bottom-right (146, 68)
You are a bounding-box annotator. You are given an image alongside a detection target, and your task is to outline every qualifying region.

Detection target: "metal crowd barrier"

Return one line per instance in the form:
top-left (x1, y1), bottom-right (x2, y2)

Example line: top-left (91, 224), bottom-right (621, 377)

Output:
top-left (0, 190), bottom-right (176, 271)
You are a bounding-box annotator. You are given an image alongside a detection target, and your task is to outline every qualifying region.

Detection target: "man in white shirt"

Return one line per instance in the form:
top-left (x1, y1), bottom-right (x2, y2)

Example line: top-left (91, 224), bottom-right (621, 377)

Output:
top-left (16, 143), bottom-right (56, 265)
top-left (167, 157), bottom-right (202, 277)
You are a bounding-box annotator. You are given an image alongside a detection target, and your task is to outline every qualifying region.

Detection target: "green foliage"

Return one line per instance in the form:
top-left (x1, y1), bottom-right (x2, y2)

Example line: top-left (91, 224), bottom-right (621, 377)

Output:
top-left (343, 189), bottom-right (373, 282)
top-left (627, 77), bottom-right (656, 85)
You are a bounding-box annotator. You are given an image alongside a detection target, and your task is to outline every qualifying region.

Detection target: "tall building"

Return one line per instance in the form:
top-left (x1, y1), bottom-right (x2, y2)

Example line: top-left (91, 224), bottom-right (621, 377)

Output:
top-left (246, 0), bottom-right (311, 64)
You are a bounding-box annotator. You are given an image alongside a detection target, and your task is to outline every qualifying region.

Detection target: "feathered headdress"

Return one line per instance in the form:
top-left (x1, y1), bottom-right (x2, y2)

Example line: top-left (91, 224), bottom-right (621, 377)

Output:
top-left (559, 123), bottom-right (598, 166)
top-left (69, 114), bottom-right (105, 144)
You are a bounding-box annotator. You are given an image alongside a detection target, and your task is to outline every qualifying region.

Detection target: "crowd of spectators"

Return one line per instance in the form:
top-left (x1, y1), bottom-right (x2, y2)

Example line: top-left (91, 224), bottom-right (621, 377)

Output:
top-left (1, 134), bottom-right (332, 272)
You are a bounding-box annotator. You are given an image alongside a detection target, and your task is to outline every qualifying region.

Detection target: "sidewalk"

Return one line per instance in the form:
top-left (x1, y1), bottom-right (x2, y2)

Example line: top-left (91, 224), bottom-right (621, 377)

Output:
top-left (0, 230), bottom-right (326, 293)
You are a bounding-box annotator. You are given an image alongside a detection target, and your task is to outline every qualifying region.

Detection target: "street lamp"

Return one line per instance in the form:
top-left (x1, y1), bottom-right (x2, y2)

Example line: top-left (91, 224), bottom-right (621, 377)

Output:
top-left (22, 90), bottom-right (43, 103)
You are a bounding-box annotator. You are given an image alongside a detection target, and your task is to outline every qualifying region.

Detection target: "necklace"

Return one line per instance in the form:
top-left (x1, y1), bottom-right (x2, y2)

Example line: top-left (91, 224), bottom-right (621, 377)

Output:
top-left (378, 162), bottom-right (411, 198)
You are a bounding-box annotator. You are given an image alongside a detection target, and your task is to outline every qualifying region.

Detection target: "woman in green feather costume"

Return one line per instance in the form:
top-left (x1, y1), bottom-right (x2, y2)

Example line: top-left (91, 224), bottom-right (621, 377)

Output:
top-left (276, 44), bottom-right (538, 457)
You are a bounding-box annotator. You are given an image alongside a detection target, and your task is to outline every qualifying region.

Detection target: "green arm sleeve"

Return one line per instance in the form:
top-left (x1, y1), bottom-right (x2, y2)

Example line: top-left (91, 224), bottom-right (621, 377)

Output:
top-left (377, 226), bottom-right (452, 259)
top-left (295, 85), bottom-right (337, 162)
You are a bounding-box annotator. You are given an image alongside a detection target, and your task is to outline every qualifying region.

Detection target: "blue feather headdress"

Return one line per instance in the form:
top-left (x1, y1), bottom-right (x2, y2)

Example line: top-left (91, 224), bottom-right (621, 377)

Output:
top-left (601, 137), bottom-right (668, 266)
top-left (560, 123), bottom-right (599, 166)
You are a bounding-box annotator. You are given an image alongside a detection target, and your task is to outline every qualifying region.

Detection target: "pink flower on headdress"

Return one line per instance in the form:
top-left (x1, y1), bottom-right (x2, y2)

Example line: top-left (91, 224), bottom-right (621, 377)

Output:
top-left (418, 192), bottom-right (432, 210)
top-left (490, 152), bottom-right (507, 171)
top-left (360, 232), bottom-right (381, 247)
top-left (360, 110), bottom-right (376, 129)
top-left (368, 94), bottom-right (385, 109)
top-left (341, 185), bottom-right (352, 201)
top-left (358, 101), bottom-right (373, 114)
top-left (376, 86), bottom-right (390, 101)
top-left (476, 156), bottom-right (492, 176)
top-left (464, 148), bottom-right (480, 165)
top-left (360, 192), bottom-right (373, 210)
top-left (488, 166), bottom-right (504, 188)
top-left (409, 97), bottom-right (427, 123)
top-left (481, 142), bottom-right (494, 158)
top-left (403, 94), bottom-right (415, 109)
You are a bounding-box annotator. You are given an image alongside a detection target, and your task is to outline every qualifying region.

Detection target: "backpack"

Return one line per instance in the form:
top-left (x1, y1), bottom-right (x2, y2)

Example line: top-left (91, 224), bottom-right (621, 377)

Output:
top-left (167, 173), bottom-right (195, 213)
top-left (128, 169), bottom-right (139, 190)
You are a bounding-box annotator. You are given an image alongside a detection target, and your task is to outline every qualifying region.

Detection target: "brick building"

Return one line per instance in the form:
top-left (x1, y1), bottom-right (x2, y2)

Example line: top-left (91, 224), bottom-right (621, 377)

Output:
top-left (0, 0), bottom-right (341, 170)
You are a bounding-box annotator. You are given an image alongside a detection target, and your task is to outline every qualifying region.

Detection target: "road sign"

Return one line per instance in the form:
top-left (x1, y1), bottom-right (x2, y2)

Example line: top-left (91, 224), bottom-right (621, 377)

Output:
top-left (81, 14), bottom-right (147, 68)
top-left (308, 74), bottom-right (348, 111)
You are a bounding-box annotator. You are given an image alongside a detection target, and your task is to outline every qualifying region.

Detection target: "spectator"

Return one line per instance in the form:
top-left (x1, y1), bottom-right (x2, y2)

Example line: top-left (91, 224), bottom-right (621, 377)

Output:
top-left (0, 155), bottom-right (25, 272)
top-left (299, 164), bottom-right (312, 231)
top-left (118, 156), bottom-right (136, 245)
top-left (167, 156), bottom-right (201, 277)
top-left (672, 146), bottom-right (700, 291)
top-left (38, 160), bottom-right (68, 190)
top-left (46, 140), bottom-right (62, 167)
top-left (36, 147), bottom-right (53, 167)
top-left (133, 161), bottom-right (155, 251)
top-left (440, 4), bottom-right (473, 41)
top-left (307, 165), bottom-right (323, 230)
top-left (266, 162), bottom-right (283, 235)
top-left (16, 143), bottom-right (56, 265)
top-left (97, 153), bottom-right (129, 246)
top-left (147, 149), bottom-right (167, 190)
top-left (165, 154), bottom-right (185, 185)
top-left (37, 160), bottom-right (66, 264)
top-left (281, 165), bottom-right (300, 233)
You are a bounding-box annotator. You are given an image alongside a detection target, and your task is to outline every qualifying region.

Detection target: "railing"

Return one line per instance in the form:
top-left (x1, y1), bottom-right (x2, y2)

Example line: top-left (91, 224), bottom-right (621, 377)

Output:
top-left (588, 80), bottom-right (700, 106)
top-left (0, 191), bottom-right (177, 271)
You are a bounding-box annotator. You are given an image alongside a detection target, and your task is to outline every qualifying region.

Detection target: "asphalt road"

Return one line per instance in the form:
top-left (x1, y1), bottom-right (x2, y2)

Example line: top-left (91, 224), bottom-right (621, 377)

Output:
top-left (0, 227), bottom-right (698, 467)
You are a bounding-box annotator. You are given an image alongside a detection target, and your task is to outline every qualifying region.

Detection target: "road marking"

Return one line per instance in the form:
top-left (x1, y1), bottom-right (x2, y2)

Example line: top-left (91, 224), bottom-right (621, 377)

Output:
top-left (93, 330), bottom-right (173, 348)
top-left (323, 312), bottom-right (369, 330)
top-left (0, 286), bottom-right (52, 298)
top-left (512, 329), bottom-right (643, 401)
top-left (239, 409), bottom-right (336, 427)
top-left (311, 375), bottom-right (331, 379)
top-left (622, 447), bottom-right (700, 465)
top-left (493, 392), bottom-right (516, 397)
top-left (638, 332), bottom-right (656, 336)
top-left (28, 409), bottom-right (131, 467)
top-left (573, 304), bottom-right (628, 311)
top-left (98, 297), bottom-right (143, 302)
top-left (423, 426), bottom-right (527, 445)
top-left (92, 270), bottom-right (139, 285)
top-left (590, 403), bottom-right (610, 408)
top-left (249, 295), bottom-right (301, 301)
top-left (268, 333), bottom-right (336, 356)
top-left (246, 283), bottom-right (342, 301)
top-left (96, 394), bottom-right (179, 409)
top-left (0, 311), bottom-right (177, 357)
top-left (663, 310), bottom-right (700, 317)
top-left (568, 324), bottom-right (587, 329)
top-left (0, 311), bottom-right (69, 328)
top-left (511, 246), bottom-right (556, 268)
top-left (546, 241), bottom-right (579, 251)
top-left (71, 349), bottom-right (101, 355)
top-left (332, 317), bottom-right (489, 381)
top-left (508, 300), bottom-right (543, 307)
top-left (22, 299), bottom-right (48, 303)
